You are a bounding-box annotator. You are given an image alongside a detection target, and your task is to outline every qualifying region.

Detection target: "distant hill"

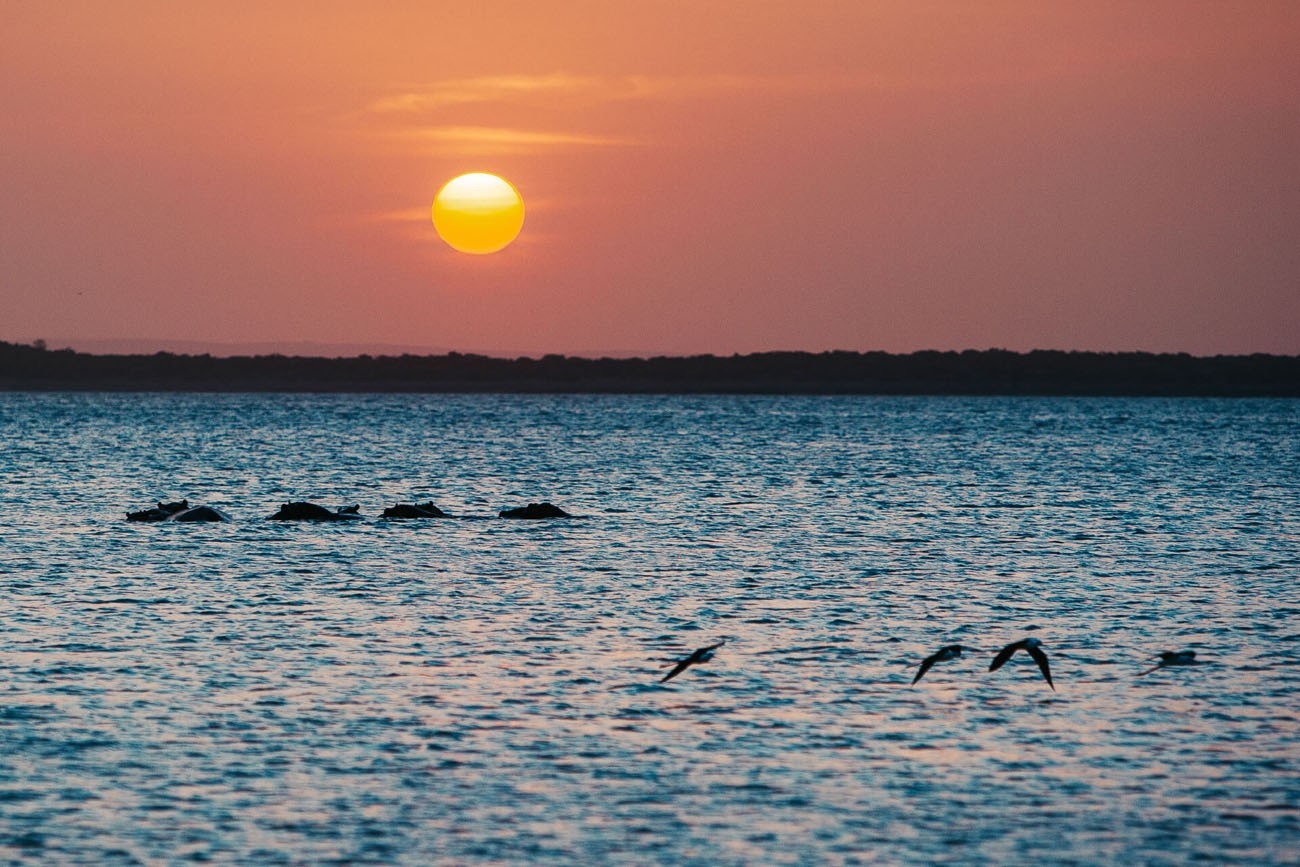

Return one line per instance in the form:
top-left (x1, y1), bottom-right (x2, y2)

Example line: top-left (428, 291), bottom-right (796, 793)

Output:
top-left (1, 341), bottom-right (1296, 395)
top-left (41, 338), bottom-right (455, 358)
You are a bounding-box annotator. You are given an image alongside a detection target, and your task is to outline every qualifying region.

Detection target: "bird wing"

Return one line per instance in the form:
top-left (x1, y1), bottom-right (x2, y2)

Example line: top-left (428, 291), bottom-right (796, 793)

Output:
top-left (911, 654), bottom-right (938, 685)
top-left (1028, 645), bottom-right (1055, 690)
top-left (989, 643), bottom-right (1019, 672)
top-left (660, 641), bottom-right (724, 683)
top-left (660, 658), bottom-right (694, 683)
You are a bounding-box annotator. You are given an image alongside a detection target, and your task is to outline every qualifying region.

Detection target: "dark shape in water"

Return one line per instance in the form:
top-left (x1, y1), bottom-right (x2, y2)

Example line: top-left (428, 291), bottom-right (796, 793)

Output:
top-left (660, 640), bottom-right (726, 683)
top-left (1139, 650), bottom-right (1198, 676)
top-left (169, 504), bottom-right (232, 522)
top-left (499, 502), bottom-right (571, 519)
top-left (127, 500), bottom-right (231, 522)
top-left (269, 502), bottom-right (363, 521)
top-left (989, 637), bottom-right (1055, 690)
top-left (381, 502), bottom-right (450, 519)
top-left (127, 500), bottom-right (190, 522)
top-left (911, 644), bottom-right (965, 686)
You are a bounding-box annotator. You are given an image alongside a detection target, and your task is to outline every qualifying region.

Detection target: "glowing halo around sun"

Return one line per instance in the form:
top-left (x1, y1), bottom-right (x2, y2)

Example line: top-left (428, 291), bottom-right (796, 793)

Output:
top-left (432, 172), bottom-right (525, 254)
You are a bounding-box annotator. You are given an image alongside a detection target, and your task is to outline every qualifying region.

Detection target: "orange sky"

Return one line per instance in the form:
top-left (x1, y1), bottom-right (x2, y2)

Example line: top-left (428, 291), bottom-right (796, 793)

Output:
top-left (3, 2), bottom-right (1297, 356)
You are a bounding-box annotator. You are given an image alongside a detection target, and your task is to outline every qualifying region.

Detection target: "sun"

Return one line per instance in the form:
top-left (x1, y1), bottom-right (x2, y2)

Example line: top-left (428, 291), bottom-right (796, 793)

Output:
top-left (432, 172), bottom-right (525, 254)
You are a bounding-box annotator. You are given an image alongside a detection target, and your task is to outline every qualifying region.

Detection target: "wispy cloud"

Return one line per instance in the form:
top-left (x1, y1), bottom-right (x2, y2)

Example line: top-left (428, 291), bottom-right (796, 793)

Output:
top-left (369, 74), bottom-right (609, 112)
top-left (389, 125), bottom-right (632, 155)
top-left (361, 72), bottom-right (905, 157)
top-left (368, 72), bottom-right (895, 115)
top-left (363, 207), bottom-right (430, 224)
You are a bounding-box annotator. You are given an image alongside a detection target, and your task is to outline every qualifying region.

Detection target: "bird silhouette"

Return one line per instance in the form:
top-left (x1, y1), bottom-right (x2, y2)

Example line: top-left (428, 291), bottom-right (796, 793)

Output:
top-left (911, 644), bottom-right (965, 685)
top-left (1138, 650), bottom-right (1198, 676)
top-left (660, 641), bottom-right (725, 683)
top-left (989, 637), bottom-right (1054, 690)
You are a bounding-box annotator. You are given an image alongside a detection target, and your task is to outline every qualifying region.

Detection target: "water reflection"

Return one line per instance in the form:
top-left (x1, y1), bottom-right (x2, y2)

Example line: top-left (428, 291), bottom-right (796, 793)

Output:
top-left (0, 394), bottom-right (1297, 863)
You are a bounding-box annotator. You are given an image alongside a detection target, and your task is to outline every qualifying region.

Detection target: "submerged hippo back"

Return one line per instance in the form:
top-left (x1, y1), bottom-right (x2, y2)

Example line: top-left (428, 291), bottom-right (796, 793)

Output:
top-left (269, 502), bottom-right (337, 521)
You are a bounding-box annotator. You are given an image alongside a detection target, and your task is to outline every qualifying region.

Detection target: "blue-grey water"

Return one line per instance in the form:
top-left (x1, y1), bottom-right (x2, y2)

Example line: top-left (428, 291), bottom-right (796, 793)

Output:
top-left (1, 393), bottom-right (1298, 865)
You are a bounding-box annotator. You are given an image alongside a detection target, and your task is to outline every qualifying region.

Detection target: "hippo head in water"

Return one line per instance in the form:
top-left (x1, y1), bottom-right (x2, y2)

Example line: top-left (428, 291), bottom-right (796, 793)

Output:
top-left (127, 500), bottom-right (190, 522)
top-left (269, 502), bottom-right (363, 521)
top-left (498, 502), bottom-right (571, 519)
top-left (169, 505), bottom-right (232, 522)
top-left (381, 502), bottom-right (449, 519)
top-left (127, 500), bottom-right (231, 522)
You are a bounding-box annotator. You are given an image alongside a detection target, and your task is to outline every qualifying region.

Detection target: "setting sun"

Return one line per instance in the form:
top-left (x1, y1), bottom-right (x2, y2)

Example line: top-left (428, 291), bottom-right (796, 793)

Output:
top-left (431, 172), bottom-right (525, 254)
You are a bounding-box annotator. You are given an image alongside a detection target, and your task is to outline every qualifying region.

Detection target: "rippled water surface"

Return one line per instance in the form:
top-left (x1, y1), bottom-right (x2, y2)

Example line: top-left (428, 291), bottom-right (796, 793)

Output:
top-left (2, 393), bottom-right (1298, 865)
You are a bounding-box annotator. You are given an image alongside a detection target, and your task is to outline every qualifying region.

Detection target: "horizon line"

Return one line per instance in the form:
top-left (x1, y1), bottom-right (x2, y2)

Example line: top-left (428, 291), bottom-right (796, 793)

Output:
top-left (7, 338), bottom-right (1295, 363)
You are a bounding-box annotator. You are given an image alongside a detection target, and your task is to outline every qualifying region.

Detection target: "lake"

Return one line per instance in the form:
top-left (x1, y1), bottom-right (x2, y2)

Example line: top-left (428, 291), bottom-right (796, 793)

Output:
top-left (1, 393), bottom-right (1297, 864)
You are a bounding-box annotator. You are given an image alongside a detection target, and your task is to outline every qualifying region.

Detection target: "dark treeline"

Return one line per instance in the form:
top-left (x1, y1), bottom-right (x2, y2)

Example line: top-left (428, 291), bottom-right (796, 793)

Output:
top-left (1, 341), bottom-right (1297, 395)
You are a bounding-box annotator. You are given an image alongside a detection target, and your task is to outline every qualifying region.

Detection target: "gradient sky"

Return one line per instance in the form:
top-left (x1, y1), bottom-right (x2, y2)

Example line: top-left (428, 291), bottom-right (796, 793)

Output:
top-left (3, 2), bottom-right (1297, 357)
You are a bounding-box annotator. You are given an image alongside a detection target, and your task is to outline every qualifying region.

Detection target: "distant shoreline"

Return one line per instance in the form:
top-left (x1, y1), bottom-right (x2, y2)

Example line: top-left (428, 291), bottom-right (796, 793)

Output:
top-left (2, 341), bottom-right (1297, 396)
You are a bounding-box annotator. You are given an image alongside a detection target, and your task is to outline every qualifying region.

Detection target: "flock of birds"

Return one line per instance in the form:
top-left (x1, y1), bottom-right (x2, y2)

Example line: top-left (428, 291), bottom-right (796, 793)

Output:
top-left (660, 638), bottom-right (1199, 686)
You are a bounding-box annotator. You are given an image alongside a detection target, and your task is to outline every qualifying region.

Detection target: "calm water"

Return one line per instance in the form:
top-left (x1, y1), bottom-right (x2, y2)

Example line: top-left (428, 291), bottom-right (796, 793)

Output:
top-left (1, 393), bottom-right (1298, 865)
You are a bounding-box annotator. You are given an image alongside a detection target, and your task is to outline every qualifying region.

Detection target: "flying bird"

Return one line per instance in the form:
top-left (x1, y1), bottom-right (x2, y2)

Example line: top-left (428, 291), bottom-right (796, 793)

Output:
top-left (1139, 650), bottom-right (1198, 676)
top-left (911, 644), bottom-right (965, 685)
top-left (989, 637), bottom-right (1054, 690)
top-left (660, 641), bottom-right (725, 683)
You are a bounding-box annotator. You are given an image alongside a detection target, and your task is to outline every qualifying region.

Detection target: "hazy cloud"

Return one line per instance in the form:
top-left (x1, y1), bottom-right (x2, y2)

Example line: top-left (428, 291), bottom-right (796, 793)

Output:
top-left (363, 207), bottom-right (430, 224)
top-left (368, 72), bottom-right (899, 115)
top-left (390, 124), bottom-right (632, 155)
top-left (369, 74), bottom-right (610, 112)
top-left (362, 73), bottom-right (896, 155)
